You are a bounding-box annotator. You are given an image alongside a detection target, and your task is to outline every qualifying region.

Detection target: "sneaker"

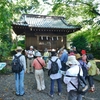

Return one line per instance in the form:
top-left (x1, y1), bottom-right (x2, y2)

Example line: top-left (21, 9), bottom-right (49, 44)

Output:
top-left (49, 94), bottom-right (53, 98)
top-left (20, 93), bottom-right (25, 96)
top-left (58, 93), bottom-right (61, 96)
top-left (15, 93), bottom-right (20, 96)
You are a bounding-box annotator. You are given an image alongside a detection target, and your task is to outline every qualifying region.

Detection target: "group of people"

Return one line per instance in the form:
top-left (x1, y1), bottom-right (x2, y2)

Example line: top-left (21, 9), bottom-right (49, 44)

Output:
top-left (12, 46), bottom-right (98, 100)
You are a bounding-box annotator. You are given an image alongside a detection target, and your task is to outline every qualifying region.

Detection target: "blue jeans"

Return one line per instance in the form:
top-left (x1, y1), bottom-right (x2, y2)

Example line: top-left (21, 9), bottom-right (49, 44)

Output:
top-left (50, 78), bottom-right (61, 95)
top-left (15, 70), bottom-right (25, 95)
top-left (68, 90), bottom-right (82, 100)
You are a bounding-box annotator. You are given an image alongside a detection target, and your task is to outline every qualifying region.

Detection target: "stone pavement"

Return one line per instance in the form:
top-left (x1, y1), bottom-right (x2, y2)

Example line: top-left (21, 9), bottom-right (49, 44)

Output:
top-left (0, 69), bottom-right (100, 100)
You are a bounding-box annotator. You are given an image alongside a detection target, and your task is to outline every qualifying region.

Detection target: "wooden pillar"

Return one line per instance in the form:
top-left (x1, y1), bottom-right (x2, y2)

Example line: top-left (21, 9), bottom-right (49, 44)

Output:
top-left (63, 35), bottom-right (67, 49)
top-left (37, 35), bottom-right (39, 50)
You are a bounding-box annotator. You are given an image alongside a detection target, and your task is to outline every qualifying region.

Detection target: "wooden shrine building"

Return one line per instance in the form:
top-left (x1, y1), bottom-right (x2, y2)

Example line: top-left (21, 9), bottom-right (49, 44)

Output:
top-left (12, 14), bottom-right (81, 51)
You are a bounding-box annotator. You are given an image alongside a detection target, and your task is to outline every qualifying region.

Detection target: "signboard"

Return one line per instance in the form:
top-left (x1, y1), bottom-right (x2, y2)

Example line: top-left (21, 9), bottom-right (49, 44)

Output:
top-left (0, 62), bottom-right (6, 70)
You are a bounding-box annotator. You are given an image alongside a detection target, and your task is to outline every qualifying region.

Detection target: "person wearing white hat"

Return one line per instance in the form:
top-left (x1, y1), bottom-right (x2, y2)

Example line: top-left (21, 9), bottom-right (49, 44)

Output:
top-left (25, 46), bottom-right (35, 73)
top-left (32, 52), bottom-right (46, 91)
top-left (63, 55), bottom-right (83, 100)
top-left (13, 46), bottom-right (26, 96)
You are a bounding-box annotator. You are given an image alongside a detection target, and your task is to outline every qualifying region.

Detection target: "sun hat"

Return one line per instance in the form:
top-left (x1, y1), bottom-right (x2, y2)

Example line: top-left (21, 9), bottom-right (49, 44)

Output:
top-left (35, 52), bottom-right (41, 57)
top-left (30, 46), bottom-right (34, 49)
top-left (51, 49), bottom-right (56, 52)
top-left (66, 55), bottom-right (79, 65)
top-left (75, 53), bottom-right (81, 60)
top-left (15, 46), bottom-right (23, 51)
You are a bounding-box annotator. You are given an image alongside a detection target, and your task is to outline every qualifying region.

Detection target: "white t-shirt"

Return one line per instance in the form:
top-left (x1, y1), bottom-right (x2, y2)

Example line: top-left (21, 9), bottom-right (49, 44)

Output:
top-left (25, 50), bottom-right (34, 58)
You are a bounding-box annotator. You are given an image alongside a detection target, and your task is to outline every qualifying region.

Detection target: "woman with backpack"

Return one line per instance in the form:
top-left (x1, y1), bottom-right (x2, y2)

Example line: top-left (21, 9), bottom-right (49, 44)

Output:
top-left (47, 49), bottom-right (62, 98)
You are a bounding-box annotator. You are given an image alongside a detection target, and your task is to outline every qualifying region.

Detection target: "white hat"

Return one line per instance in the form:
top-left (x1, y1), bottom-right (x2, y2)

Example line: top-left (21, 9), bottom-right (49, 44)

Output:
top-left (66, 55), bottom-right (79, 65)
top-left (15, 46), bottom-right (23, 51)
top-left (35, 52), bottom-right (41, 57)
top-left (51, 49), bottom-right (56, 51)
top-left (30, 46), bottom-right (33, 49)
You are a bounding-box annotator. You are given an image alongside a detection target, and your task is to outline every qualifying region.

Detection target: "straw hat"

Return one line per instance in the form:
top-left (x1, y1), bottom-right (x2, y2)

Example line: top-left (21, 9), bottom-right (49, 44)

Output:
top-left (66, 55), bottom-right (79, 65)
top-left (35, 52), bottom-right (41, 57)
top-left (75, 53), bottom-right (81, 60)
top-left (15, 46), bottom-right (23, 51)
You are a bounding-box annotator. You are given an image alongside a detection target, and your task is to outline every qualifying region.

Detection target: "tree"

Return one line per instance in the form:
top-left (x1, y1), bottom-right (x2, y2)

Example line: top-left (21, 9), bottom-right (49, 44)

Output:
top-left (0, 0), bottom-right (39, 61)
top-left (71, 34), bottom-right (89, 53)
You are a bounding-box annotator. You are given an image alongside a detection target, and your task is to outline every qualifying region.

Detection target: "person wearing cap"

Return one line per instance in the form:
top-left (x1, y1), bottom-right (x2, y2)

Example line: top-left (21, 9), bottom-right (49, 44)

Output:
top-left (25, 46), bottom-right (35, 73)
top-left (32, 52), bottom-right (46, 91)
top-left (63, 55), bottom-right (83, 100)
top-left (47, 49), bottom-right (62, 97)
top-left (13, 46), bottom-right (26, 96)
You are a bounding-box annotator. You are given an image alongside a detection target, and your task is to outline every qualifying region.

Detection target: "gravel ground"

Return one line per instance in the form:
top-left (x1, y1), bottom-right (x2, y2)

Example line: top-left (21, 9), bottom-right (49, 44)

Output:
top-left (0, 69), bottom-right (100, 100)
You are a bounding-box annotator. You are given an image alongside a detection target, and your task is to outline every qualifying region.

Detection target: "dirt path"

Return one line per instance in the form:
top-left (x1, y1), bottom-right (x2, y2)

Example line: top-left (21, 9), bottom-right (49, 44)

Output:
top-left (0, 69), bottom-right (100, 100)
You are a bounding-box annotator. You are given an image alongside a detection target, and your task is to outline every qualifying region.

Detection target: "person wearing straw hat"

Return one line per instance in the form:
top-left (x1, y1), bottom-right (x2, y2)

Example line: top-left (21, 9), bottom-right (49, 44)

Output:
top-left (13, 46), bottom-right (26, 96)
top-left (32, 52), bottom-right (46, 91)
top-left (63, 55), bottom-right (83, 100)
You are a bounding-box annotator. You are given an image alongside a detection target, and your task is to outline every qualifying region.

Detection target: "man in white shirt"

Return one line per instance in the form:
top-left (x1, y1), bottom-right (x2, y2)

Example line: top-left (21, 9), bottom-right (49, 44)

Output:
top-left (25, 46), bottom-right (34, 73)
top-left (63, 55), bottom-right (83, 100)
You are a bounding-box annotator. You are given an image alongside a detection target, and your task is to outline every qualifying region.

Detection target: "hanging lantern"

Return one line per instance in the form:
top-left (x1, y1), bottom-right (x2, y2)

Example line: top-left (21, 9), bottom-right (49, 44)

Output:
top-left (61, 37), bottom-right (63, 42)
top-left (46, 36), bottom-right (48, 40)
top-left (41, 36), bottom-right (43, 40)
top-left (57, 36), bottom-right (58, 40)
top-left (52, 37), bottom-right (53, 40)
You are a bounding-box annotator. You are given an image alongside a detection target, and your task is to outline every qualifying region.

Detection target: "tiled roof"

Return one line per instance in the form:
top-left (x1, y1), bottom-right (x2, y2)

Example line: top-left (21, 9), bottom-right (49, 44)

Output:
top-left (12, 14), bottom-right (81, 35)
top-left (13, 14), bottom-right (81, 29)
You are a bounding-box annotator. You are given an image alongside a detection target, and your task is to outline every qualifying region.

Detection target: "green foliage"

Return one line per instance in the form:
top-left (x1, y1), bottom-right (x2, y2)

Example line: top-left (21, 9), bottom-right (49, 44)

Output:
top-left (0, 42), bottom-right (12, 61)
top-left (11, 39), bottom-right (25, 52)
top-left (0, 67), bottom-right (11, 74)
top-left (90, 41), bottom-right (100, 59)
top-left (71, 34), bottom-right (89, 53)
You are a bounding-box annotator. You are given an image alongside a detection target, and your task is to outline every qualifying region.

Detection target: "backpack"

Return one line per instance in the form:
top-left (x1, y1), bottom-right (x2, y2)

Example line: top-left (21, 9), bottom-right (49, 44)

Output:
top-left (88, 60), bottom-right (97, 76)
top-left (80, 62), bottom-right (88, 77)
top-left (50, 58), bottom-right (59, 74)
top-left (66, 67), bottom-right (88, 95)
top-left (11, 55), bottom-right (23, 73)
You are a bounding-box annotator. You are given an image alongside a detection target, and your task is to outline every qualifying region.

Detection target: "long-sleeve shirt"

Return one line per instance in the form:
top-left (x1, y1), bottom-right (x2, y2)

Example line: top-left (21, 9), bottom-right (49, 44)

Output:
top-left (47, 56), bottom-right (62, 79)
top-left (60, 52), bottom-right (68, 63)
top-left (13, 52), bottom-right (26, 72)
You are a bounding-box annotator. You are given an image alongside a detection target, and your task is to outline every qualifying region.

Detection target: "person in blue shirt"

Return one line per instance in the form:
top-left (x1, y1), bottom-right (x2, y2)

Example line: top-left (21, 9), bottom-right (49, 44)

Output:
top-left (59, 48), bottom-right (68, 73)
